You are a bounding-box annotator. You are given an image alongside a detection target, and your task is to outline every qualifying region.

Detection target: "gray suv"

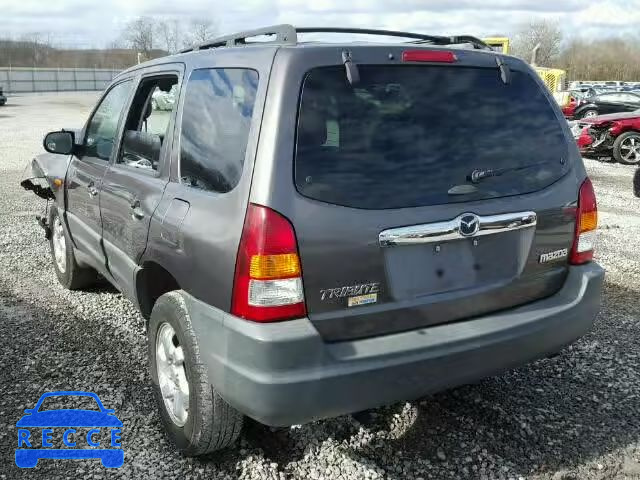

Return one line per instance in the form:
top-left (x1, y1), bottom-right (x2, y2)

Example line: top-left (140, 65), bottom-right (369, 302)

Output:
top-left (22, 25), bottom-right (604, 455)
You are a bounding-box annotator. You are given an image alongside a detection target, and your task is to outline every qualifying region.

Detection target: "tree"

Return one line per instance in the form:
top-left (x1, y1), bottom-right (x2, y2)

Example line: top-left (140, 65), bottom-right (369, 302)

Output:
top-left (119, 16), bottom-right (217, 55)
top-left (558, 38), bottom-right (640, 81)
top-left (157, 19), bottom-right (181, 54)
top-left (183, 19), bottom-right (217, 48)
top-left (122, 16), bottom-right (156, 57)
top-left (511, 20), bottom-right (562, 67)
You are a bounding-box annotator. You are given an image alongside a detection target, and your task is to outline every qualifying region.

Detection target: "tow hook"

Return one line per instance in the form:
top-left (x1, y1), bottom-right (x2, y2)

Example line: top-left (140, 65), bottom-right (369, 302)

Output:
top-left (36, 215), bottom-right (52, 240)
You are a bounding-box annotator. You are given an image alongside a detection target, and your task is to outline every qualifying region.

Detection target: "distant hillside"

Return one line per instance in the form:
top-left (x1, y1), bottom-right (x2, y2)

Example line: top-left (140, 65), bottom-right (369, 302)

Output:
top-left (0, 39), bottom-right (166, 69)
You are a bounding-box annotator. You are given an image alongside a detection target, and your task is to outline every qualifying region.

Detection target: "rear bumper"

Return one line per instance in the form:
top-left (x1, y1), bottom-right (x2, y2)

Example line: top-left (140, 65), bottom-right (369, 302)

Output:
top-left (186, 263), bottom-right (604, 426)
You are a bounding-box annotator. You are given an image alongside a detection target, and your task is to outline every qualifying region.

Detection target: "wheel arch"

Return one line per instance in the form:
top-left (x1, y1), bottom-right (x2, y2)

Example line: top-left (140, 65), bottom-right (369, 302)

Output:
top-left (135, 261), bottom-right (181, 320)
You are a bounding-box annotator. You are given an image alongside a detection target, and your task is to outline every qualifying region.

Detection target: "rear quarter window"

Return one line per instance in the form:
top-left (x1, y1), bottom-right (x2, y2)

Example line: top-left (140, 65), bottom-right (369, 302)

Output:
top-left (294, 65), bottom-right (570, 209)
top-left (180, 68), bottom-right (259, 193)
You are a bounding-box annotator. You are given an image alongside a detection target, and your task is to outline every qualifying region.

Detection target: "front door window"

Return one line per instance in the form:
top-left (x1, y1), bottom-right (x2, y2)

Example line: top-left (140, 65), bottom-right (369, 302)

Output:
top-left (84, 81), bottom-right (133, 161)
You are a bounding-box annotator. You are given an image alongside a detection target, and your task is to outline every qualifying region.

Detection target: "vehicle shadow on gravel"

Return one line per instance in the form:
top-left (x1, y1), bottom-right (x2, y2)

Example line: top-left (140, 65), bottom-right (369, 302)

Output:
top-left (80, 280), bottom-right (119, 294)
top-left (239, 281), bottom-right (640, 478)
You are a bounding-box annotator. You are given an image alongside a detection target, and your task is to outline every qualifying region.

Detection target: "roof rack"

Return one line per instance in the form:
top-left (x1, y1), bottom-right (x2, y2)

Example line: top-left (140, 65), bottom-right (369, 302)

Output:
top-left (409, 35), bottom-right (491, 51)
top-left (179, 24), bottom-right (492, 53)
top-left (179, 25), bottom-right (297, 53)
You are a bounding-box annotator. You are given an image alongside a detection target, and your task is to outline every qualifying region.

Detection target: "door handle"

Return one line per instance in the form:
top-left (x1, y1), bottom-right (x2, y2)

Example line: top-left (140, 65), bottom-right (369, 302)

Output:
top-left (130, 199), bottom-right (145, 220)
top-left (87, 183), bottom-right (98, 198)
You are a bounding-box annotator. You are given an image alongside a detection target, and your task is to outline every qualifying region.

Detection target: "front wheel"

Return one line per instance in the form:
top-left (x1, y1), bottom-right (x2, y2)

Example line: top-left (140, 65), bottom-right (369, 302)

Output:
top-left (49, 207), bottom-right (98, 289)
top-left (613, 131), bottom-right (640, 165)
top-left (148, 291), bottom-right (243, 456)
top-left (580, 109), bottom-right (598, 119)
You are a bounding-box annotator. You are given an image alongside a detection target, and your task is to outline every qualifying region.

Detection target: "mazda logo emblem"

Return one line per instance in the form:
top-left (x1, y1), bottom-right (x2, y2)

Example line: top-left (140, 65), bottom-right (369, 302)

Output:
top-left (459, 213), bottom-right (480, 237)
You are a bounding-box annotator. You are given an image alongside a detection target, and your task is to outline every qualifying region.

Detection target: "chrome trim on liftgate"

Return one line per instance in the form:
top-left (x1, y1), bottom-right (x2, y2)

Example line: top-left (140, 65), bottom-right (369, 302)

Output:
top-left (379, 211), bottom-right (537, 247)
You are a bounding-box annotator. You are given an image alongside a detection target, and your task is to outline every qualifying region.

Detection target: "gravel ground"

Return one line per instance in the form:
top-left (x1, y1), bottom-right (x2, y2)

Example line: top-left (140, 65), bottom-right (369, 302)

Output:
top-left (0, 93), bottom-right (639, 479)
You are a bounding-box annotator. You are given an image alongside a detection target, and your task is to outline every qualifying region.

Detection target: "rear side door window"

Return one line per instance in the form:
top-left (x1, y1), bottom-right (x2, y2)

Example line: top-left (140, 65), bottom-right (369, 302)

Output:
top-left (179, 68), bottom-right (259, 193)
top-left (621, 93), bottom-right (640, 105)
top-left (117, 75), bottom-right (179, 172)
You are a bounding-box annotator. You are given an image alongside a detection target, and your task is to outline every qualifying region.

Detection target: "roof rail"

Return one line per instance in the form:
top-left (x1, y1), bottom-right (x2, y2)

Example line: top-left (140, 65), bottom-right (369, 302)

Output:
top-left (179, 24), bottom-right (492, 54)
top-left (180, 24), bottom-right (297, 53)
top-left (411, 35), bottom-right (492, 51)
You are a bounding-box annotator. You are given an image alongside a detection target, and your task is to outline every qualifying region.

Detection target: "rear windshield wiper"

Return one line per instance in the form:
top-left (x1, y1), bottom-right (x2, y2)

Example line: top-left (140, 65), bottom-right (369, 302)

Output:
top-left (467, 161), bottom-right (548, 184)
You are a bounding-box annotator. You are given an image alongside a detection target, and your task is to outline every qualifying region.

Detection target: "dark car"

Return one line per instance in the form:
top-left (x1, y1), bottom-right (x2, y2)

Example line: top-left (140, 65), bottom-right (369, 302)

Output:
top-left (573, 91), bottom-right (640, 119)
top-left (574, 110), bottom-right (640, 164)
top-left (0, 86), bottom-right (6, 106)
top-left (21, 25), bottom-right (604, 456)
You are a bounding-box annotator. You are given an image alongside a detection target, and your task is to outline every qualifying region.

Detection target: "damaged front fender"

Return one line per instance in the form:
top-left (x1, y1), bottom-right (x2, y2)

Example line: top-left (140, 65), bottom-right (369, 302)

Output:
top-left (20, 153), bottom-right (70, 201)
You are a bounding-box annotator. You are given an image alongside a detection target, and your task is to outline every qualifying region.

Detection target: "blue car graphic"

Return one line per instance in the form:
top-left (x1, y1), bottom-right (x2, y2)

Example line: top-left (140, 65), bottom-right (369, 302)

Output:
top-left (15, 391), bottom-right (123, 468)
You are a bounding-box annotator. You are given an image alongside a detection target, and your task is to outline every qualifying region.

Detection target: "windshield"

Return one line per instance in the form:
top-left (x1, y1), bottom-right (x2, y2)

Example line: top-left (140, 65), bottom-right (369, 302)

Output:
top-left (294, 65), bottom-right (570, 209)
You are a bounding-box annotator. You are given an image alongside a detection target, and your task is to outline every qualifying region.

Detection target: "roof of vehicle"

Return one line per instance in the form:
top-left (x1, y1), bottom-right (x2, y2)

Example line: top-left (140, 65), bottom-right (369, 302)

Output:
top-left (117, 24), bottom-right (501, 78)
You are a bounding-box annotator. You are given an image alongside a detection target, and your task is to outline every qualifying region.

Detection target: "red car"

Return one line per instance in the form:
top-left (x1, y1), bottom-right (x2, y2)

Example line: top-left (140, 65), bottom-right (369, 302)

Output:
top-left (562, 95), bottom-right (583, 119)
top-left (573, 111), bottom-right (640, 164)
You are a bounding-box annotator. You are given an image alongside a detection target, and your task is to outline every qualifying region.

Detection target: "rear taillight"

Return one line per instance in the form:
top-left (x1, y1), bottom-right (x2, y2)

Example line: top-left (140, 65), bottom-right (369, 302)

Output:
top-left (402, 50), bottom-right (457, 63)
top-left (570, 178), bottom-right (597, 265)
top-left (231, 204), bottom-right (306, 322)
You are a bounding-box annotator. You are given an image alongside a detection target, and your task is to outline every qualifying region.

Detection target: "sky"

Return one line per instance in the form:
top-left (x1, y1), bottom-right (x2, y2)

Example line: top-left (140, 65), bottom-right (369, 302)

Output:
top-left (0, 0), bottom-right (638, 49)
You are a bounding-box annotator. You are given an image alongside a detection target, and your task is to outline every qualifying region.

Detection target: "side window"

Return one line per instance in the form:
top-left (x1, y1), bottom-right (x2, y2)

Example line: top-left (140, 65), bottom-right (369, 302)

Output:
top-left (180, 68), bottom-right (259, 193)
top-left (604, 94), bottom-right (624, 102)
top-left (118, 76), bottom-right (179, 171)
top-left (84, 81), bottom-right (133, 160)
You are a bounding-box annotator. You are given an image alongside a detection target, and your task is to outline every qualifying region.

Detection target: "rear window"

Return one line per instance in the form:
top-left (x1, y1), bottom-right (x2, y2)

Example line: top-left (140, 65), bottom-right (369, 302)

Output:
top-left (294, 65), bottom-right (569, 209)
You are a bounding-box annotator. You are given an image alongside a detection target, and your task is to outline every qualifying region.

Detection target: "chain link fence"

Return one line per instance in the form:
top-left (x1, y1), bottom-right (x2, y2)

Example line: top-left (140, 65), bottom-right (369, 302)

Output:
top-left (0, 67), bottom-right (120, 93)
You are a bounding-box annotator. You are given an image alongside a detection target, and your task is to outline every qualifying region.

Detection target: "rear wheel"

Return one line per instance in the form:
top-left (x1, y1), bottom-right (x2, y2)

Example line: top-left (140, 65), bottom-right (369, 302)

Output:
top-left (580, 109), bottom-right (598, 119)
top-left (49, 206), bottom-right (98, 289)
top-left (148, 291), bottom-right (243, 455)
top-left (613, 131), bottom-right (640, 165)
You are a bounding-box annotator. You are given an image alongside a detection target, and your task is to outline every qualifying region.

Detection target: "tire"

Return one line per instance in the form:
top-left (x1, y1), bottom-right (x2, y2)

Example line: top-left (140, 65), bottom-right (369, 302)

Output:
top-left (613, 131), bottom-right (640, 165)
top-left (49, 206), bottom-right (99, 290)
top-left (579, 109), bottom-right (598, 119)
top-left (148, 291), bottom-right (243, 456)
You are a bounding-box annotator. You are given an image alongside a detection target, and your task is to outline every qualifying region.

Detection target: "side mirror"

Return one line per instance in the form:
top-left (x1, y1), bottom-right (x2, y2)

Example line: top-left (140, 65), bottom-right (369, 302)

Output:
top-left (634, 168), bottom-right (640, 198)
top-left (23, 408), bottom-right (34, 414)
top-left (43, 131), bottom-right (74, 155)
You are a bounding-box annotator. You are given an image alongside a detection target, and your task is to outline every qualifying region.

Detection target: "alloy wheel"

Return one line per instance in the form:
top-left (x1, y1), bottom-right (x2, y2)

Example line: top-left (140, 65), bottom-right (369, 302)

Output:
top-left (52, 216), bottom-right (66, 273)
top-left (156, 322), bottom-right (189, 427)
top-left (620, 136), bottom-right (640, 164)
